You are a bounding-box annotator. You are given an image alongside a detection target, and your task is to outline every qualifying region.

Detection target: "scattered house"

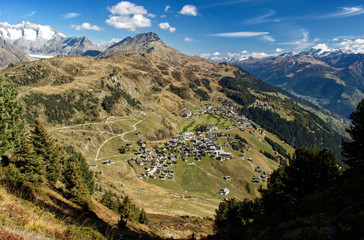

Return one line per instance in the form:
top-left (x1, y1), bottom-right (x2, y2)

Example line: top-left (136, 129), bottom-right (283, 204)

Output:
top-left (89, 164), bottom-right (98, 168)
top-left (184, 131), bottom-right (195, 140)
top-left (224, 176), bottom-right (231, 180)
top-left (220, 152), bottom-right (233, 159)
top-left (183, 110), bottom-right (192, 118)
top-left (103, 160), bottom-right (114, 165)
top-left (255, 167), bottom-right (262, 173)
top-left (252, 176), bottom-right (260, 183)
top-left (206, 125), bottom-right (218, 132)
top-left (220, 188), bottom-right (230, 195)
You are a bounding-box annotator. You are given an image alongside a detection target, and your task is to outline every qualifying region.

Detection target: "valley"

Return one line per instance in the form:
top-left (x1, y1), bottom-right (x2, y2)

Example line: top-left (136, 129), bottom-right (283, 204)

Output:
top-left (47, 94), bottom-right (290, 219)
top-left (0, 30), bottom-right (355, 239)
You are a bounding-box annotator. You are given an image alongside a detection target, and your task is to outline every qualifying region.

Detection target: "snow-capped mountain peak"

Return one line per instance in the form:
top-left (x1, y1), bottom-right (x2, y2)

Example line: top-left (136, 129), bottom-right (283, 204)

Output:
top-left (0, 21), bottom-right (65, 42)
top-left (298, 44), bottom-right (355, 58)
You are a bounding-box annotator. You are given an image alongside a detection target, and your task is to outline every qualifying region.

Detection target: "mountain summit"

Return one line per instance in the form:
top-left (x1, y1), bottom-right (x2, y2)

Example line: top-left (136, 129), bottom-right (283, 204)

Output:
top-left (97, 32), bottom-right (182, 64)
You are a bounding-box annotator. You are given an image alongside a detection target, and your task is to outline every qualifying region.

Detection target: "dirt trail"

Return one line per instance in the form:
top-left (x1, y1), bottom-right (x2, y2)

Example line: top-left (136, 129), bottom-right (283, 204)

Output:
top-left (95, 118), bottom-right (144, 160)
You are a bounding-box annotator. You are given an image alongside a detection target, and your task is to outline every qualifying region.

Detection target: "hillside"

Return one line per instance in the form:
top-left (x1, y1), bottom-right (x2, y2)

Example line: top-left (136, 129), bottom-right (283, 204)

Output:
top-left (0, 37), bottom-right (30, 69)
top-left (231, 48), bottom-right (364, 118)
top-left (207, 162), bottom-right (364, 240)
top-left (0, 32), bottom-right (348, 238)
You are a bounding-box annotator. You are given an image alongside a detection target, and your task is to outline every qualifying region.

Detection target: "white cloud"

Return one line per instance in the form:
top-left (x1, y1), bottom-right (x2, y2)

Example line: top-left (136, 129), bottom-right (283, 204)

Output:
top-left (158, 22), bottom-right (176, 33)
top-left (313, 43), bottom-right (331, 51)
top-left (338, 38), bottom-right (364, 53)
top-left (332, 38), bottom-right (339, 41)
top-left (63, 12), bottom-right (80, 19)
top-left (284, 29), bottom-right (316, 50)
top-left (200, 53), bottom-right (211, 58)
top-left (147, 13), bottom-right (156, 18)
top-left (201, 50), bottom-right (274, 61)
top-left (164, 5), bottom-right (171, 12)
top-left (108, 1), bottom-right (147, 15)
top-left (276, 48), bottom-right (284, 53)
top-left (161, 15), bottom-right (166, 18)
top-left (185, 37), bottom-right (193, 42)
top-left (106, 1), bottom-right (151, 31)
top-left (244, 10), bottom-right (279, 24)
top-left (209, 31), bottom-right (269, 38)
top-left (318, 5), bottom-right (364, 19)
top-left (179, 5), bottom-right (198, 16)
top-left (71, 22), bottom-right (103, 31)
top-left (262, 35), bottom-right (276, 42)
top-left (26, 10), bottom-right (37, 18)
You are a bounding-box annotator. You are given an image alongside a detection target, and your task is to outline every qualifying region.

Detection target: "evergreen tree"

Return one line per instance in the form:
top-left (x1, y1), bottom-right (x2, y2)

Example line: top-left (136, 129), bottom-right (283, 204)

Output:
top-left (342, 99), bottom-right (364, 168)
top-left (100, 190), bottom-right (119, 212)
top-left (65, 147), bottom-right (94, 194)
top-left (31, 119), bottom-right (63, 184)
top-left (3, 164), bottom-right (24, 188)
top-left (63, 155), bottom-right (92, 210)
top-left (10, 130), bottom-right (45, 186)
top-left (118, 195), bottom-right (138, 221)
top-left (0, 76), bottom-right (24, 160)
top-left (261, 147), bottom-right (340, 211)
top-left (138, 208), bottom-right (149, 225)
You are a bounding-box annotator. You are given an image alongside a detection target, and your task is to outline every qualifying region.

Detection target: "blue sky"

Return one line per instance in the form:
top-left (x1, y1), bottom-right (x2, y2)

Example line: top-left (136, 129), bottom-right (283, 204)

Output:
top-left (1, 0), bottom-right (364, 59)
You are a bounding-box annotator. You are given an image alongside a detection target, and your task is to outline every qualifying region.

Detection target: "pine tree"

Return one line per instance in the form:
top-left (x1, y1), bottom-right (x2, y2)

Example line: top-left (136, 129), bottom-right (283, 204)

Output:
top-left (31, 119), bottom-right (63, 184)
top-left (342, 99), bottom-right (364, 168)
top-left (64, 155), bottom-right (92, 210)
top-left (118, 195), bottom-right (138, 221)
top-left (138, 208), bottom-right (149, 225)
top-left (0, 76), bottom-right (24, 160)
top-left (100, 190), bottom-right (118, 211)
top-left (66, 148), bottom-right (94, 194)
top-left (10, 130), bottom-right (45, 186)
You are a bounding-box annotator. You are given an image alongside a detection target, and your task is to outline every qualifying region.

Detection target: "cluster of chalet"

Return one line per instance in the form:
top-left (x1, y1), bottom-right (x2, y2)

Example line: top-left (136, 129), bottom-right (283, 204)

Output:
top-left (252, 166), bottom-right (270, 183)
top-left (182, 98), bottom-right (258, 131)
top-left (131, 131), bottom-right (235, 181)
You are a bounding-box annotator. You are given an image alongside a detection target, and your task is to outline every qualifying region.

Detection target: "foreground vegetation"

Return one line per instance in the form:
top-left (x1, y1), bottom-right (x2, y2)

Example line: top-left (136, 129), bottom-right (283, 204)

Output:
top-left (210, 99), bottom-right (364, 239)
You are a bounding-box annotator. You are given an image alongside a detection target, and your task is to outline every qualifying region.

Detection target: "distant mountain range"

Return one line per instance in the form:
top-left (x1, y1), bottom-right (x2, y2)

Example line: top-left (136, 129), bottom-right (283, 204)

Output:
top-left (0, 21), bottom-right (105, 58)
top-left (228, 48), bottom-right (364, 118)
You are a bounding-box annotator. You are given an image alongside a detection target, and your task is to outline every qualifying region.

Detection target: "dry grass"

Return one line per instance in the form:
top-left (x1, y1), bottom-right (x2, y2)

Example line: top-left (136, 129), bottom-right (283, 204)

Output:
top-left (0, 185), bottom-right (67, 239)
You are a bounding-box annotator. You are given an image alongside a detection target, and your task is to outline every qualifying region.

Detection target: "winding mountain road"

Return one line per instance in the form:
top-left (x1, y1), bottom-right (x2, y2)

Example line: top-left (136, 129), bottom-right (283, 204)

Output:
top-left (94, 118), bottom-right (144, 161)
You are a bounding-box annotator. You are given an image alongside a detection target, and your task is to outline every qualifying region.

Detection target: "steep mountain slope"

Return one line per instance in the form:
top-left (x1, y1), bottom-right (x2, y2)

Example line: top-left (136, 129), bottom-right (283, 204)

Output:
top-left (0, 33), bottom-right (345, 224)
top-left (0, 37), bottom-right (30, 69)
top-left (0, 21), bottom-right (104, 57)
top-left (232, 49), bottom-right (364, 118)
top-left (97, 32), bottom-right (183, 64)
